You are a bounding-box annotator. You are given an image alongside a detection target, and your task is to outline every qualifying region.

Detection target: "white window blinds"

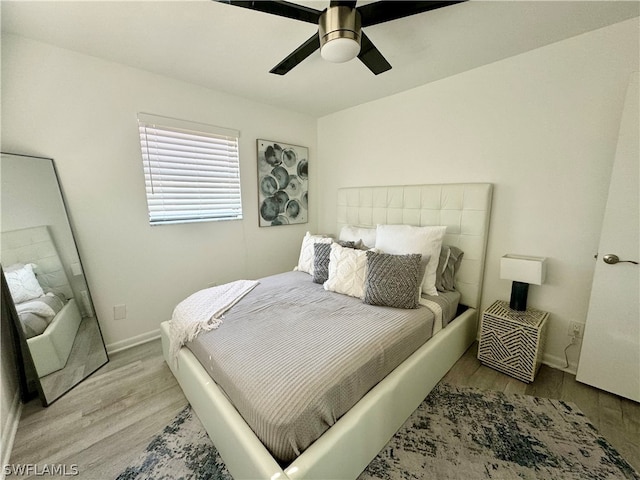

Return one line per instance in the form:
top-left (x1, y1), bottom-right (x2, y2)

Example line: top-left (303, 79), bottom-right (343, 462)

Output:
top-left (137, 113), bottom-right (242, 225)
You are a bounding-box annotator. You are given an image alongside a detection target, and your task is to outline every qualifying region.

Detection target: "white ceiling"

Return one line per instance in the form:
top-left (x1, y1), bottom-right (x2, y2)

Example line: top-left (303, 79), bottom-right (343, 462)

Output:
top-left (2, 1), bottom-right (638, 117)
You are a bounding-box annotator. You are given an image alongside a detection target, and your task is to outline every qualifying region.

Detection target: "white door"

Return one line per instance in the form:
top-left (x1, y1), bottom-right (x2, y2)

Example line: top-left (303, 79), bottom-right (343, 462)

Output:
top-left (576, 72), bottom-right (639, 402)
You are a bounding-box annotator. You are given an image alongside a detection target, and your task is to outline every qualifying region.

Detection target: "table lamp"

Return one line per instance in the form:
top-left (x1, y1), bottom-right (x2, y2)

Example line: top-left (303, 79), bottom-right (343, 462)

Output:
top-left (500, 254), bottom-right (547, 311)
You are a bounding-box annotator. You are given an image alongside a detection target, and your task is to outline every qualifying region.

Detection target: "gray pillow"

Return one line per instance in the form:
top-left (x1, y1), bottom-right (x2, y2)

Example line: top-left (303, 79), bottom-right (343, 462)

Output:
top-left (442, 246), bottom-right (464, 291)
top-left (435, 245), bottom-right (451, 292)
top-left (364, 251), bottom-right (422, 309)
top-left (312, 243), bottom-right (332, 284)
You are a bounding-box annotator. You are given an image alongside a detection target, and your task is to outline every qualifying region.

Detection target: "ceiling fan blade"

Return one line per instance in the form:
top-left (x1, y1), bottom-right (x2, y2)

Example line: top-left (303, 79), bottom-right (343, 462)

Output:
top-left (358, 0), bottom-right (466, 27)
top-left (216, 1), bottom-right (322, 24)
top-left (270, 32), bottom-right (321, 75)
top-left (357, 31), bottom-right (391, 75)
top-left (329, 1), bottom-right (357, 7)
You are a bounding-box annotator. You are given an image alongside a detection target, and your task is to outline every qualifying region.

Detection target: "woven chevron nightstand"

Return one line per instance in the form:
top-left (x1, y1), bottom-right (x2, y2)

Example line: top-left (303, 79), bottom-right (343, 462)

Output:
top-left (478, 300), bottom-right (549, 383)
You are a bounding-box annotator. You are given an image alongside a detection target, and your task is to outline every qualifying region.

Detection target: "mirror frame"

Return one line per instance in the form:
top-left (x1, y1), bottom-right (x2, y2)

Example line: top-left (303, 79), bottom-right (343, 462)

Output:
top-left (1, 151), bottom-right (109, 406)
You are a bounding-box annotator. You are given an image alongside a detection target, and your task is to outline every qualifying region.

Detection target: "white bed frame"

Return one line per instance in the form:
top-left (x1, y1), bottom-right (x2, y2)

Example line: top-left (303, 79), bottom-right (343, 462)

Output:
top-left (1, 225), bottom-right (82, 377)
top-left (161, 183), bottom-right (493, 480)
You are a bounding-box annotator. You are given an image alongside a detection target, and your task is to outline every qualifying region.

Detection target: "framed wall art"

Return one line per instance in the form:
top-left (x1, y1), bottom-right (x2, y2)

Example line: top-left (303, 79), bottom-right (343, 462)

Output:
top-left (257, 139), bottom-right (308, 227)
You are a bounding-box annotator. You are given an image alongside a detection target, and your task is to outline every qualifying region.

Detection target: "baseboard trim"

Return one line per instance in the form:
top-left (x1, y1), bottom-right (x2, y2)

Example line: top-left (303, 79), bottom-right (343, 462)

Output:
top-left (543, 352), bottom-right (578, 376)
top-left (1, 390), bottom-right (23, 480)
top-left (106, 329), bottom-right (160, 354)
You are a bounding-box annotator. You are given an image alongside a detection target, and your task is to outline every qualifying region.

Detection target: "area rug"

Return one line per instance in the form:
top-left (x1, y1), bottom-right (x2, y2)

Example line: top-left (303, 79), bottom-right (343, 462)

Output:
top-left (117, 383), bottom-right (639, 480)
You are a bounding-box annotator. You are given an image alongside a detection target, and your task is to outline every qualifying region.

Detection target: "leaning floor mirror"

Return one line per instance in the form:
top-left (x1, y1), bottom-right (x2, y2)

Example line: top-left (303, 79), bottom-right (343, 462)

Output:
top-left (1, 152), bottom-right (108, 406)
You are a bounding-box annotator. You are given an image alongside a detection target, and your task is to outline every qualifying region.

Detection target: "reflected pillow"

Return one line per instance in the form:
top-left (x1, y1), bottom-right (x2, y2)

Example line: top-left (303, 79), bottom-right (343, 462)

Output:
top-left (5, 263), bottom-right (45, 304)
top-left (364, 251), bottom-right (422, 309)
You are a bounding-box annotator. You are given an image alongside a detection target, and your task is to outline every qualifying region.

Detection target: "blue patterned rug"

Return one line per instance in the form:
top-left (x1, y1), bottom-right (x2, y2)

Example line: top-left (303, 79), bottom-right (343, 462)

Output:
top-left (117, 383), bottom-right (639, 480)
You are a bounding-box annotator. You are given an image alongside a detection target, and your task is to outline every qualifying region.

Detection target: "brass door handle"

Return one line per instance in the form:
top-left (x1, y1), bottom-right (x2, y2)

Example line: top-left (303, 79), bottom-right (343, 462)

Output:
top-left (603, 254), bottom-right (639, 265)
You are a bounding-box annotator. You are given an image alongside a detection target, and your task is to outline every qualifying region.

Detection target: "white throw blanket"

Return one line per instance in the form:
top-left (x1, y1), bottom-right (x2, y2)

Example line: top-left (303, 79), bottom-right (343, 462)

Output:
top-left (169, 279), bottom-right (259, 362)
top-left (15, 292), bottom-right (57, 318)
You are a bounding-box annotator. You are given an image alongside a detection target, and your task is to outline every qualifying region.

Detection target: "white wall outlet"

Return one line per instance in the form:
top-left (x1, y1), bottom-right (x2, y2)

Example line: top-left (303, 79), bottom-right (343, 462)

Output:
top-left (568, 321), bottom-right (584, 339)
top-left (114, 304), bottom-right (127, 321)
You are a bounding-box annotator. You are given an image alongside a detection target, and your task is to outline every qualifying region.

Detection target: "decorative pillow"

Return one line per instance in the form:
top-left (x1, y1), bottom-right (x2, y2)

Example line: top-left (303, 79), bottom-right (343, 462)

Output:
top-left (4, 263), bottom-right (45, 304)
top-left (339, 225), bottom-right (377, 248)
top-left (323, 243), bottom-right (372, 299)
top-left (435, 246), bottom-right (451, 292)
top-left (375, 224), bottom-right (446, 296)
top-left (295, 232), bottom-right (332, 275)
top-left (364, 251), bottom-right (422, 309)
top-left (313, 240), bottom-right (360, 284)
top-left (312, 243), bottom-right (332, 284)
top-left (442, 246), bottom-right (464, 292)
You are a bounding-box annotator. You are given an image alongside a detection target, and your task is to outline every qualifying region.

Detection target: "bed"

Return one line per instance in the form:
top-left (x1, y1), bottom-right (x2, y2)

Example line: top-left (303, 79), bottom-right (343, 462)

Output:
top-left (1, 226), bottom-right (83, 377)
top-left (160, 183), bottom-right (493, 480)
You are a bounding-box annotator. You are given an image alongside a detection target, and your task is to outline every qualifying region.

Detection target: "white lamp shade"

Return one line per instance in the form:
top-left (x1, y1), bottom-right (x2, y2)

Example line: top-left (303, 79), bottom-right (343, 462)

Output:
top-left (321, 37), bottom-right (360, 63)
top-left (500, 254), bottom-right (547, 285)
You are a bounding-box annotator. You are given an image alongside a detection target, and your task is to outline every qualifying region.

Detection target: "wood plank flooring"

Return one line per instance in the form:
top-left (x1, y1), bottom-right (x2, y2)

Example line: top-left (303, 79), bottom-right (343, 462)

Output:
top-left (8, 340), bottom-right (639, 479)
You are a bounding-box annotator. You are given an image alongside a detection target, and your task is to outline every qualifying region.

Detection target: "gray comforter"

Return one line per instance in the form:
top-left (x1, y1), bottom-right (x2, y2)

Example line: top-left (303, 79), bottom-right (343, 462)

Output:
top-left (187, 271), bottom-right (436, 463)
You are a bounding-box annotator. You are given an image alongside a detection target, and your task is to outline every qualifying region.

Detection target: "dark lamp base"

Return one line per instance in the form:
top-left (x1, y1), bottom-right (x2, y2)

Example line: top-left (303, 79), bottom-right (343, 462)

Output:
top-left (510, 281), bottom-right (530, 311)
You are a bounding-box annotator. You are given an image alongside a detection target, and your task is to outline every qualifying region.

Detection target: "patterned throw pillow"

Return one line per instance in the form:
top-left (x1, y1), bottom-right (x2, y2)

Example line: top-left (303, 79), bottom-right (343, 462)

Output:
top-left (313, 240), bottom-right (359, 284)
top-left (364, 251), bottom-right (422, 309)
top-left (323, 243), bottom-right (371, 299)
top-left (313, 243), bottom-right (332, 284)
top-left (4, 263), bottom-right (45, 303)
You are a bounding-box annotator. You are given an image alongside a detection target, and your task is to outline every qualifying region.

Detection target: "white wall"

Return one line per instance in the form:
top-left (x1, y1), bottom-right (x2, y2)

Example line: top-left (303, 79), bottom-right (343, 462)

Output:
top-left (2, 18), bottom-right (637, 371)
top-left (317, 19), bottom-right (639, 373)
top-left (1, 34), bottom-right (317, 350)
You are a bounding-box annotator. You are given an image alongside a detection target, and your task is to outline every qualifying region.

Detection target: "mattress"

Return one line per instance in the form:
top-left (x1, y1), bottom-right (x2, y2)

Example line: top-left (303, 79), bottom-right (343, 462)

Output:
top-left (186, 271), bottom-right (436, 463)
top-left (421, 289), bottom-right (461, 330)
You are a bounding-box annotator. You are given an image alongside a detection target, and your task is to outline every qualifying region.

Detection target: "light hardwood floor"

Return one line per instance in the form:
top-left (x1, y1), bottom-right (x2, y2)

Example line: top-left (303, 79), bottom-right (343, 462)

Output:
top-left (8, 340), bottom-right (639, 479)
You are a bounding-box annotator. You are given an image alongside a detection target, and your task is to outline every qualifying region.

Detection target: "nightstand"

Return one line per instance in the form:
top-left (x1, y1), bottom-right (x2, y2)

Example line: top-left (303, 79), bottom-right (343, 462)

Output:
top-left (477, 300), bottom-right (549, 383)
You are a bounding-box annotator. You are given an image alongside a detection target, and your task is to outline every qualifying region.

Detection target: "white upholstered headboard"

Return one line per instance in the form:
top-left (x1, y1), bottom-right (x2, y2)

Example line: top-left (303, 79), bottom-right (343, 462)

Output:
top-left (1, 225), bottom-right (74, 299)
top-left (337, 183), bottom-right (493, 309)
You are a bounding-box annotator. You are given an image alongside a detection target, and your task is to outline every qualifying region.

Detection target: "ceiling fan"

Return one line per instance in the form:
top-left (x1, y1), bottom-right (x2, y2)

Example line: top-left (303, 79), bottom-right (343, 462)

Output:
top-left (216, 1), bottom-right (466, 75)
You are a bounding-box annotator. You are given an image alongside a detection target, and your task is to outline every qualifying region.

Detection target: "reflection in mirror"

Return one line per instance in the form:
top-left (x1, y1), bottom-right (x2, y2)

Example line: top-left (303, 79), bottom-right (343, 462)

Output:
top-left (1, 152), bottom-right (108, 406)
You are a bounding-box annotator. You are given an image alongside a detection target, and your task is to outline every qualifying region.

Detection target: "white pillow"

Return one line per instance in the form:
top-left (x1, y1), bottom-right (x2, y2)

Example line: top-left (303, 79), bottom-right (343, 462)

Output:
top-left (324, 243), bottom-right (373, 299)
top-left (339, 225), bottom-right (377, 248)
top-left (375, 224), bottom-right (446, 296)
top-left (5, 263), bottom-right (45, 303)
top-left (295, 232), bottom-right (332, 275)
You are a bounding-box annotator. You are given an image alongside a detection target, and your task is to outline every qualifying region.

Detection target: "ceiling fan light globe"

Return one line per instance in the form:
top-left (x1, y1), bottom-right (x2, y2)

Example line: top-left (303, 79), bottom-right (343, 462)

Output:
top-left (321, 37), bottom-right (360, 63)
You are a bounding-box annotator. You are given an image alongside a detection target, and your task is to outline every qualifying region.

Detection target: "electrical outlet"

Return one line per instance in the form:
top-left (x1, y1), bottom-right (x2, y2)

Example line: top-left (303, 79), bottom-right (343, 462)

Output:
top-left (568, 321), bottom-right (584, 339)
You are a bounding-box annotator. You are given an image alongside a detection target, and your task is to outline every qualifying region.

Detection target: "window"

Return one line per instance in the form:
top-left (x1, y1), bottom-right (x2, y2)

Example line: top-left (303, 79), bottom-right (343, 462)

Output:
top-left (137, 113), bottom-right (242, 225)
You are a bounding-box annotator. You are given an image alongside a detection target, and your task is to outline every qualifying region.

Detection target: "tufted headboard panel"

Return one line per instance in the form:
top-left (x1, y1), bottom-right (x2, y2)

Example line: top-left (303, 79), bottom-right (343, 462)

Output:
top-left (337, 183), bottom-right (493, 309)
top-left (1, 225), bottom-right (74, 300)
